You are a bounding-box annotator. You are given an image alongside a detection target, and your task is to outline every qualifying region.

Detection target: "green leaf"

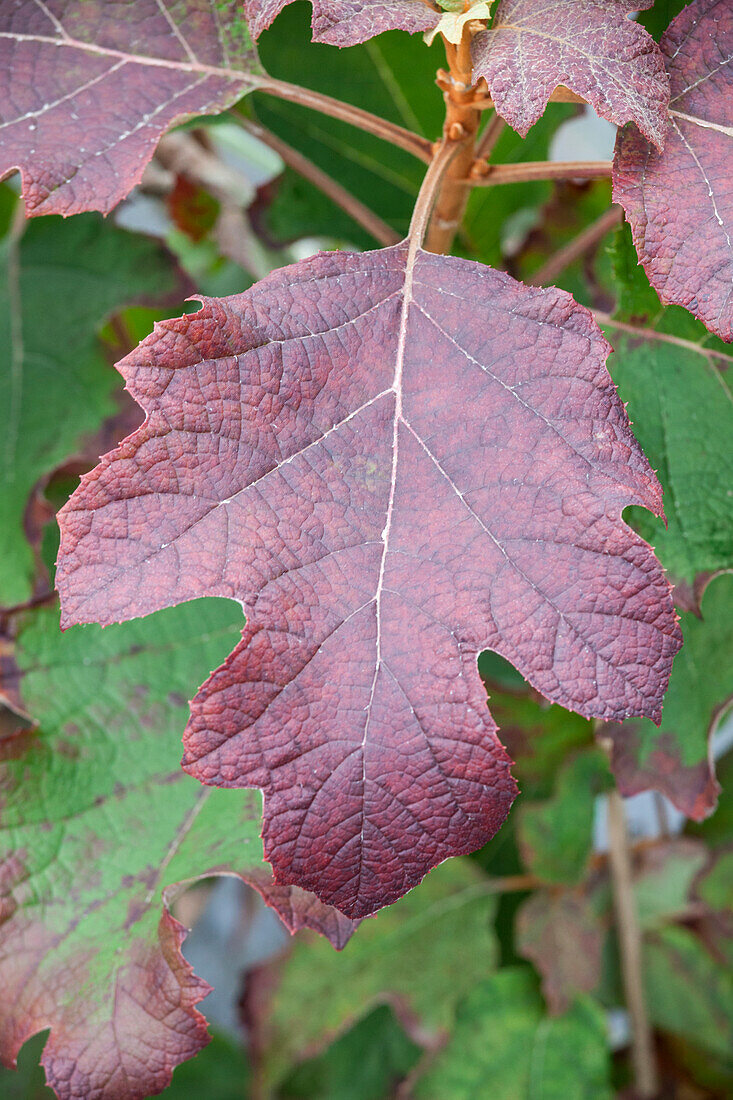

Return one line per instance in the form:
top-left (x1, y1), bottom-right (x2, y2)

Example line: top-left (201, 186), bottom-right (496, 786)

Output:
top-left (251, 5), bottom-right (444, 243)
top-left (518, 750), bottom-right (613, 885)
top-left (645, 926), bottom-right (733, 1069)
top-left (164, 1031), bottom-right (250, 1099)
top-left (632, 839), bottom-right (708, 930)
top-left (249, 858), bottom-right (499, 1092)
top-left (0, 1033), bottom-right (53, 1100)
top-left (0, 207), bottom-right (186, 607)
top-left (695, 849), bottom-right (733, 914)
top-left (484, 690), bottom-right (593, 801)
top-left (603, 573), bottom-right (733, 820)
top-left (606, 225), bottom-right (733, 587)
top-left (0, 600), bottom-right (351, 1099)
top-left (413, 970), bottom-right (612, 1099)
top-left (279, 1006), bottom-right (420, 1100)
top-left (638, 0), bottom-right (691, 41)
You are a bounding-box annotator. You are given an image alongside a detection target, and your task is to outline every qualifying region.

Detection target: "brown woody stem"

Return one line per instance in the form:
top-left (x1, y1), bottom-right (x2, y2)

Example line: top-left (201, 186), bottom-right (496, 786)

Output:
top-left (473, 160), bottom-right (613, 185)
top-left (605, 783), bottom-right (660, 1098)
top-left (251, 77), bottom-right (433, 163)
top-left (529, 205), bottom-right (622, 286)
top-left (238, 118), bottom-right (401, 247)
top-left (424, 31), bottom-right (483, 254)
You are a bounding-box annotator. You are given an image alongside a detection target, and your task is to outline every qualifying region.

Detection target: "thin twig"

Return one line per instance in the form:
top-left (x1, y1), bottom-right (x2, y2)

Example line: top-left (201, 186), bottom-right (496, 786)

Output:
top-left (474, 160), bottom-right (613, 185)
top-left (239, 119), bottom-right (401, 247)
top-left (0, 589), bottom-right (57, 620)
top-left (475, 112), bottom-right (507, 160)
top-left (529, 206), bottom-right (622, 286)
top-left (606, 786), bottom-right (660, 1098)
top-left (253, 77), bottom-right (433, 163)
top-left (594, 313), bottom-right (733, 365)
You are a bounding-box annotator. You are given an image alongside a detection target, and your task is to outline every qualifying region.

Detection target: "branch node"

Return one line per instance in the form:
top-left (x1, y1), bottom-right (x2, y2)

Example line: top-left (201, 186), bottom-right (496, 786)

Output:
top-left (469, 159), bottom-right (491, 179)
top-left (448, 121), bottom-right (468, 141)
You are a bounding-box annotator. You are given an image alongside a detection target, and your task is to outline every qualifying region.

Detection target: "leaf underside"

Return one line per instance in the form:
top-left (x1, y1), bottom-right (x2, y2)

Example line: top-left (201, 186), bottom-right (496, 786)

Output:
top-left (613, 0), bottom-right (733, 341)
top-left (0, 0), bottom-right (261, 216)
top-left (56, 244), bottom-right (680, 918)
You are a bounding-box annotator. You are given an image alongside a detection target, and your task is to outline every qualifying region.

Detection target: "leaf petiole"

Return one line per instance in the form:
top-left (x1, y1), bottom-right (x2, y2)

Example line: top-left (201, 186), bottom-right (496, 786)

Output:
top-left (252, 76), bottom-right (433, 162)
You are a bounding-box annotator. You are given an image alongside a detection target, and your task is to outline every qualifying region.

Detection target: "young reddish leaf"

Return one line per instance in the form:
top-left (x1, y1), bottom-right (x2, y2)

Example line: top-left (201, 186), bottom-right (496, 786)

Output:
top-left (56, 244), bottom-right (680, 918)
top-left (243, 0), bottom-right (439, 46)
top-left (0, 1), bottom-right (262, 217)
top-left (516, 838), bottom-right (708, 1014)
top-left (472, 0), bottom-right (670, 149)
top-left (613, 0), bottom-right (733, 340)
top-left (0, 602), bottom-right (355, 1100)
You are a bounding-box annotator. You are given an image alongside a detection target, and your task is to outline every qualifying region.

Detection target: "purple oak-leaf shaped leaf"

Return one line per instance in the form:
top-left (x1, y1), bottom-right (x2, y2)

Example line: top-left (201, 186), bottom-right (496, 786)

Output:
top-left (243, 0), bottom-right (439, 46)
top-left (613, 0), bottom-right (733, 341)
top-left (56, 245), bottom-right (681, 919)
top-left (0, 1), bottom-right (262, 216)
top-left (472, 0), bottom-right (669, 149)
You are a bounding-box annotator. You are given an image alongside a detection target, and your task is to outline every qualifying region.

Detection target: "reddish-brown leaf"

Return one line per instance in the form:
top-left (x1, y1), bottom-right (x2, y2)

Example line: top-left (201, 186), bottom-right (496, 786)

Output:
top-left (613, 0), bottom-right (733, 341)
top-left (472, 0), bottom-right (670, 149)
top-left (243, 0), bottom-right (439, 45)
top-left (56, 244), bottom-right (680, 918)
top-left (0, 1), bottom-right (262, 217)
top-left (516, 889), bottom-right (606, 1013)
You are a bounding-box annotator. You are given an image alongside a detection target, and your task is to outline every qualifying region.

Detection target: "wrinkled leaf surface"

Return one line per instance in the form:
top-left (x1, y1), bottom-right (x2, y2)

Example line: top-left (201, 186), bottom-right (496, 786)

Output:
top-left (472, 0), bottom-right (669, 147)
top-left (613, 0), bottom-right (733, 340)
top-left (0, 1), bottom-right (261, 216)
top-left (57, 244), bottom-right (680, 918)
